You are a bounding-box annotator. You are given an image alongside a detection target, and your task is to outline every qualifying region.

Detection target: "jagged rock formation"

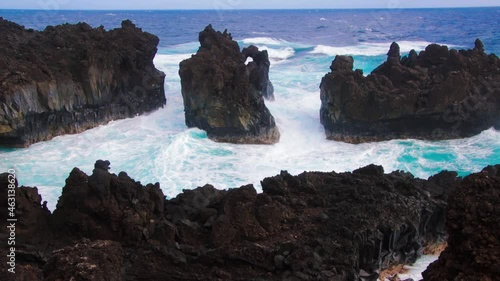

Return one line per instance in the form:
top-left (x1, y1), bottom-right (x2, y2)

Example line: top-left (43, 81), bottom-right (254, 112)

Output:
top-left (0, 160), bottom-right (479, 280)
top-left (242, 45), bottom-right (275, 101)
top-left (0, 18), bottom-right (166, 147)
top-left (179, 25), bottom-right (279, 144)
top-left (51, 160), bottom-right (168, 245)
top-left (423, 165), bottom-right (500, 281)
top-left (320, 40), bottom-right (500, 143)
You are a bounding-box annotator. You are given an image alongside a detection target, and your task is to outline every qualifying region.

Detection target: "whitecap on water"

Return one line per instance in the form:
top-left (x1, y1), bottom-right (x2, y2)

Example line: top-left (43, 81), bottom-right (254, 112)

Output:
top-left (250, 31), bottom-right (269, 35)
top-left (254, 45), bottom-right (296, 64)
top-left (391, 255), bottom-right (439, 281)
top-left (310, 41), bottom-right (451, 56)
top-left (241, 37), bottom-right (289, 46)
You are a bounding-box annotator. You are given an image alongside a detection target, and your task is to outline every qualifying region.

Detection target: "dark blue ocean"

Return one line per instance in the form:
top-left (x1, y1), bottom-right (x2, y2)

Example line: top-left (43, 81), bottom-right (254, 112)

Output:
top-left (2, 8), bottom-right (500, 51)
top-left (1, 8), bottom-right (499, 210)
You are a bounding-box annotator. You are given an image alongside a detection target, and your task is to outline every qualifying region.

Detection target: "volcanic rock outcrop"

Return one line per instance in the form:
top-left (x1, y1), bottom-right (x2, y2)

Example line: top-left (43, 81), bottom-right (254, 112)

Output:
top-left (0, 19), bottom-right (166, 147)
top-left (423, 165), bottom-right (500, 281)
top-left (179, 25), bottom-right (279, 144)
top-left (43, 239), bottom-right (124, 281)
top-left (320, 40), bottom-right (500, 143)
top-left (0, 160), bottom-right (479, 280)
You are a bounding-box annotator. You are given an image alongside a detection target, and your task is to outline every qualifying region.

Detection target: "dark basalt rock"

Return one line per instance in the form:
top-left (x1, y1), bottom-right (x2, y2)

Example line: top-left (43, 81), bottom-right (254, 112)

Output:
top-left (51, 163), bottom-right (168, 246)
top-left (0, 172), bottom-right (52, 248)
top-left (423, 165), bottom-right (500, 281)
top-left (43, 240), bottom-right (124, 281)
top-left (1, 160), bottom-right (483, 281)
top-left (320, 39), bottom-right (500, 143)
top-left (242, 44), bottom-right (275, 101)
top-left (0, 18), bottom-right (166, 147)
top-left (179, 25), bottom-right (279, 144)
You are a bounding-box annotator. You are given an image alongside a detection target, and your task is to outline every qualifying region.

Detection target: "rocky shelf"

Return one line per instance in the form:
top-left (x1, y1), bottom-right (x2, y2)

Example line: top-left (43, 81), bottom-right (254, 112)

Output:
top-left (3, 161), bottom-right (498, 280)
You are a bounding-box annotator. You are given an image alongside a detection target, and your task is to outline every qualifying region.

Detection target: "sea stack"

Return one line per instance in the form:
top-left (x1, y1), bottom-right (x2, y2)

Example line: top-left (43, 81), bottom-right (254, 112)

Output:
top-left (179, 25), bottom-right (279, 144)
top-left (0, 18), bottom-right (166, 147)
top-left (319, 40), bottom-right (500, 143)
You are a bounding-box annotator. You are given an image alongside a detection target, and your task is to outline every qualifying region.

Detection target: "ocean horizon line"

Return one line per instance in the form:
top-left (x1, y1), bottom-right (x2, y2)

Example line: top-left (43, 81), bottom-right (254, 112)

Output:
top-left (1, 6), bottom-right (499, 12)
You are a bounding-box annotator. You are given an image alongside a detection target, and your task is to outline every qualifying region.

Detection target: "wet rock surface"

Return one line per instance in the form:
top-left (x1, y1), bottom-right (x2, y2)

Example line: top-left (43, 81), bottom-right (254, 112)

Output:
top-left (423, 165), bottom-right (500, 281)
top-left (320, 40), bottom-right (500, 143)
top-left (2, 160), bottom-right (489, 280)
top-left (0, 18), bottom-right (166, 147)
top-left (179, 25), bottom-right (279, 144)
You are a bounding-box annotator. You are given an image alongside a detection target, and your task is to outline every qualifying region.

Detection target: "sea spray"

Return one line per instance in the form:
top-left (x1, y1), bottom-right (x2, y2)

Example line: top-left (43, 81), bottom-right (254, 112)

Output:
top-left (1, 42), bottom-right (499, 211)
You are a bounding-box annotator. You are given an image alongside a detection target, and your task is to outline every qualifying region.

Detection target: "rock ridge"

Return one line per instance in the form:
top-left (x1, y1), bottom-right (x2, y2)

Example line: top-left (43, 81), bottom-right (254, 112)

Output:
top-left (2, 160), bottom-right (490, 280)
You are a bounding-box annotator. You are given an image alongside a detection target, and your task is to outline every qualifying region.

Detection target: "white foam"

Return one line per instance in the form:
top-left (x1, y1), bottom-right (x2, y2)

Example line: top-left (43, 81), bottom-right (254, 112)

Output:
top-left (241, 37), bottom-right (288, 46)
top-left (256, 45), bottom-right (295, 64)
top-left (310, 41), bottom-right (442, 56)
top-left (36, 186), bottom-right (62, 211)
top-left (154, 46), bottom-right (293, 68)
top-left (389, 255), bottom-right (439, 281)
top-left (154, 53), bottom-right (194, 66)
top-left (1, 44), bottom-right (498, 216)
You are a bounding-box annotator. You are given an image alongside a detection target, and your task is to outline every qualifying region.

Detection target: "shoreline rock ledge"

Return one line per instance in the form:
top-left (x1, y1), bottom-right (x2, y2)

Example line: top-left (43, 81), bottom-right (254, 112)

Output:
top-left (2, 160), bottom-right (480, 280)
top-left (179, 25), bottom-right (280, 144)
top-left (0, 19), bottom-right (166, 147)
top-left (320, 40), bottom-right (500, 143)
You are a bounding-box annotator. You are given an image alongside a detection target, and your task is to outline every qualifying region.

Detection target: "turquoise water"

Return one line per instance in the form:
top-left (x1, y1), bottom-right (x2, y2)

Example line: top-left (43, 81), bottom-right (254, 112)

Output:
top-left (1, 39), bottom-right (499, 210)
top-left (0, 9), bottom-right (499, 211)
